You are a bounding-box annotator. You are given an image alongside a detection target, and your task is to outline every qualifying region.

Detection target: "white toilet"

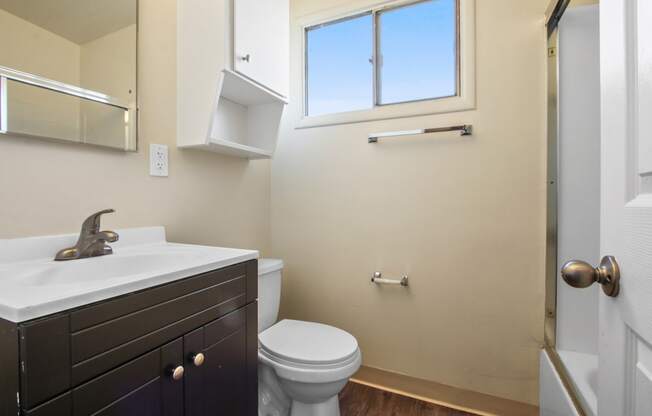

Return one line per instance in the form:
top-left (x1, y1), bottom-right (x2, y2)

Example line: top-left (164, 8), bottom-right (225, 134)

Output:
top-left (258, 259), bottom-right (362, 416)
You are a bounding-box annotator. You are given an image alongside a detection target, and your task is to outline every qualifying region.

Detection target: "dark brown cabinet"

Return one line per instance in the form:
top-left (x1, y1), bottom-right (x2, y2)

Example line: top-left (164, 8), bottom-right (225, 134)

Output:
top-left (0, 260), bottom-right (258, 416)
top-left (185, 312), bottom-right (246, 416)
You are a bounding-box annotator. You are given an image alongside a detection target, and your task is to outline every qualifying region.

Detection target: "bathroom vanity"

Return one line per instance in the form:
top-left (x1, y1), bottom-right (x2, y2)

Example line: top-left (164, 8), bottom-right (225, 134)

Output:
top-left (0, 227), bottom-right (259, 416)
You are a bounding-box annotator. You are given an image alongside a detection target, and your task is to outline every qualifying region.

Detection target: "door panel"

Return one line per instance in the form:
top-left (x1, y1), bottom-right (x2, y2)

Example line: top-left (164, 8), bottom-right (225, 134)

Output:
top-left (600, 0), bottom-right (652, 414)
top-left (233, 0), bottom-right (289, 96)
top-left (204, 329), bottom-right (247, 415)
top-left (632, 333), bottom-right (652, 415)
top-left (184, 309), bottom-right (249, 416)
top-left (637, 0), bottom-right (652, 176)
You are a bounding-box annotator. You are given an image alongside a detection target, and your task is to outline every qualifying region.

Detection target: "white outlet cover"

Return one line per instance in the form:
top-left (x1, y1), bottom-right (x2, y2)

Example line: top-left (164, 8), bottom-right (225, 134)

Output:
top-left (149, 144), bottom-right (169, 177)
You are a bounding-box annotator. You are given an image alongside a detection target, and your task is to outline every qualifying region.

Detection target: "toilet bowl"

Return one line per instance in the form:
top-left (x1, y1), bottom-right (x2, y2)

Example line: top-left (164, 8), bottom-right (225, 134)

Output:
top-left (258, 259), bottom-right (361, 416)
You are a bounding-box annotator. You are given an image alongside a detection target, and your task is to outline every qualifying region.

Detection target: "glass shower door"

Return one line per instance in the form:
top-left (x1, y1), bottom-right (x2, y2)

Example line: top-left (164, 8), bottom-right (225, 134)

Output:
top-left (544, 1), bottom-right (600, 415)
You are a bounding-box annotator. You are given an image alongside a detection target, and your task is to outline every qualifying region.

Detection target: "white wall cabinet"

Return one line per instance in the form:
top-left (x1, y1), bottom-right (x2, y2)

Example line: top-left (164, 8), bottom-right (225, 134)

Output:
top-left (177, 0), bottom-right (289, 159)
top-left (234, 0), bottom-right (289, 98)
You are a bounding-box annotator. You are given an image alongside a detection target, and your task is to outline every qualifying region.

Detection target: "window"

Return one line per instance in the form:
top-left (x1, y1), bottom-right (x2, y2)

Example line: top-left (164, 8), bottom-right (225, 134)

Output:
top-left (304, 0), bottom-right (463, 120)
top-left (377, 0), bottom-right (457, 104)
top-left (306, 13), bottom-right (374, 116)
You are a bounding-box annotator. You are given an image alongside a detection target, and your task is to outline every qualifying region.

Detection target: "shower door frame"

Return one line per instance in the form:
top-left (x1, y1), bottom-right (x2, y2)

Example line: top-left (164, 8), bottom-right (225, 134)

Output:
top-left (543, 1), bottom-right (589, 415)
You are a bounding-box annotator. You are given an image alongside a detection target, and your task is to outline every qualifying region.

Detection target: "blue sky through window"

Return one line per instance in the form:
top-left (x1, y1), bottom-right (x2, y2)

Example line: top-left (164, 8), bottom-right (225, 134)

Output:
top-left (306, 13), bottom-right (373, 116)
top-left (378, 0), bottom-right (457, 104)
top-left (306, 0), bottom-right (458, 116)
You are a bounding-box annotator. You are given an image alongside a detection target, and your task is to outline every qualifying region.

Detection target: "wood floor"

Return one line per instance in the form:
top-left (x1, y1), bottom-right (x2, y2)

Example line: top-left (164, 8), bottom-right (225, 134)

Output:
top-left (339, 382), bottom-right (477, 416)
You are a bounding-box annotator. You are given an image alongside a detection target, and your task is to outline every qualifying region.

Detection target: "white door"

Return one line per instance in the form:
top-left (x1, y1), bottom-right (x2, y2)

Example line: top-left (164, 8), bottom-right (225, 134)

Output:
top-left (233, 0), bottom-right (289, 97)
top-left (598, 0), bottom-right (652, 414)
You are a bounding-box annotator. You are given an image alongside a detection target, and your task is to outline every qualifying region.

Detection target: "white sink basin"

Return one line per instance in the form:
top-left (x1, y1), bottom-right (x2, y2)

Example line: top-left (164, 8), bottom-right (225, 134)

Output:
top-left (0, 227), bottom-right (258, 322)
top-left (6, 247), bottom-right (212, 286)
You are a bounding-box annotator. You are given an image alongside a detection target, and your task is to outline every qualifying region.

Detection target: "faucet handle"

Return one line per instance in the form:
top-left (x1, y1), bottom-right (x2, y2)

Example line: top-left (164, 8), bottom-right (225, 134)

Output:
top-left (81, 209), bottom-right (115, 233)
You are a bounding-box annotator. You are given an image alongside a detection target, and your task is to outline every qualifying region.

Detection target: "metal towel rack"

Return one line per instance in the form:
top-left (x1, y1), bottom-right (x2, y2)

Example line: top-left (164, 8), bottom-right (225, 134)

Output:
top-left (368, 124), bottom-right (473, 143)
top-left (371, 272), bottom-right (409, 287)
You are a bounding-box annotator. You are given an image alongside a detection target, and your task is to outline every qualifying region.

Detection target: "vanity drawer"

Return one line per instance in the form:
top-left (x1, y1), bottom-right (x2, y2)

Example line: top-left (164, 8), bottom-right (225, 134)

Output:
top-left (23, 338), bottom-right (182, 416)
top-left (71, 293), bottom-right (247, 385)
top-left (71, 274), bottom-right (246, 363)
top-left (69, 261), bottom-right (254, 332)
top-left (18, 260), bottom-right (258, 411)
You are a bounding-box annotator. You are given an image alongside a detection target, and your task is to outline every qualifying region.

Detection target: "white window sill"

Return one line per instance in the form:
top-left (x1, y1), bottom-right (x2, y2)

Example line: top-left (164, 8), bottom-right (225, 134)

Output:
top-left (295, 93), bottom-right (475, 129)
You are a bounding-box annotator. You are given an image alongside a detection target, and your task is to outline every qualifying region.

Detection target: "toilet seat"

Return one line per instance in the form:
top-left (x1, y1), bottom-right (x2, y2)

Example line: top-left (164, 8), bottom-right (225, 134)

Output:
top-left (258, 319), bottom-right (362, 383)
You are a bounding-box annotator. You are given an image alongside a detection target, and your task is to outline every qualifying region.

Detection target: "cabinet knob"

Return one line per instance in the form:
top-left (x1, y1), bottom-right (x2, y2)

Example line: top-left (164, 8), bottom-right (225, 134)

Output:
top-left (168, 365), bottom-right (185, 381)
top-left (190, 352), bottom-right (205, 367)
top-left (240, 53), bottom-right (251, 62)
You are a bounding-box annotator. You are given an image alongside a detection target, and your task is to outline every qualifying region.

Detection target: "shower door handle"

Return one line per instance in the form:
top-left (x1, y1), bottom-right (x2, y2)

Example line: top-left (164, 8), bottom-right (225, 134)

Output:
top-left (560, 256), bottom-right (620, 297)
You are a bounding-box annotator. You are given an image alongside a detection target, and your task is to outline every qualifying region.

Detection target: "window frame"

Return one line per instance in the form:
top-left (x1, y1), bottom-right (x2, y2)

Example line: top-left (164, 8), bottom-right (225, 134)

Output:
top-left (296, 0), bottom-right (475, 128)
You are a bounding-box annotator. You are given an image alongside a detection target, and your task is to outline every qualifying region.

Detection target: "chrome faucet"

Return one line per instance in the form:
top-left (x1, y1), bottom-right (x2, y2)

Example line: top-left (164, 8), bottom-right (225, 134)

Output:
top-left (54, 209), bottom-right (119, 261)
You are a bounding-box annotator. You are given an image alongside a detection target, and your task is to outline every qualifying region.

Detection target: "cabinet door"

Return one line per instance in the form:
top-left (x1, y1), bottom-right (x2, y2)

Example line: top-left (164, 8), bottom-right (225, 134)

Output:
top-left (203, 329), bottom-right (247, 415)
top-left (184, 308), bottom-right (249, 416)
top-left (91, 337), bottom-right (184, 416)
top-left (69, 338), bottom-right (183, 416)
top-left (233, 0), bottom-right (289, 97)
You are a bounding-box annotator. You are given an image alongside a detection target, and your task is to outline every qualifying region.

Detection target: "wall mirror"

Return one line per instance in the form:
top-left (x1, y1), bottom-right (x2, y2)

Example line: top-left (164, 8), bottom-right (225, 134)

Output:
top-left (0, 0), bottom-right (138, 151)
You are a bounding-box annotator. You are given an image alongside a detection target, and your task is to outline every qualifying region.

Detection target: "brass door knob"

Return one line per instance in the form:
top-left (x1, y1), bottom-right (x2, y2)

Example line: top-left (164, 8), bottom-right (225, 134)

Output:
top-left (190, 353), bottom-right (205, 367)
top-left (168, 365), bottom-right (185, 381)
top-left (561, 255), bottom-right (620, 297)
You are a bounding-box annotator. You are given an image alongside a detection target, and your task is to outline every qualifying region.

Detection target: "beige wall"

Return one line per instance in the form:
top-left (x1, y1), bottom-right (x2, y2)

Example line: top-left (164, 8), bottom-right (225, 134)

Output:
top-left (80, 24), bottom-right (137, 148)
top-left (80, 24), bottom-right (136, 102)
top-left (0, 9), bottom-right (81, 140)
top-left (271, 0), bottom-right (548, 405)
top-left (0, 0), bottom-right (271, 254)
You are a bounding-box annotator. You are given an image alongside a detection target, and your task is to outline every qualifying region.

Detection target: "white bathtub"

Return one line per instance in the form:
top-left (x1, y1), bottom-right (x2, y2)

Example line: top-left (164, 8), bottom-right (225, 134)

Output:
top-left (540, 350), bottom-right (579, 416)
top-left (557, 350), bottom-right (598, 416)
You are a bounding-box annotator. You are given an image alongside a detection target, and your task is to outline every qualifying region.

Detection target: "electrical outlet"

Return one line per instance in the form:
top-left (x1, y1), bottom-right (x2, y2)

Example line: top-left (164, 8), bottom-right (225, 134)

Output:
top-left (149, 144), bottom-right (169, 177)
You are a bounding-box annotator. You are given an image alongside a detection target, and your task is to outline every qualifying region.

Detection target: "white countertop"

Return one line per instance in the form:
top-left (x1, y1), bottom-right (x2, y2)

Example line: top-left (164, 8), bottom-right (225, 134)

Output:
top-left (0, 227), bottom-right (258, 322)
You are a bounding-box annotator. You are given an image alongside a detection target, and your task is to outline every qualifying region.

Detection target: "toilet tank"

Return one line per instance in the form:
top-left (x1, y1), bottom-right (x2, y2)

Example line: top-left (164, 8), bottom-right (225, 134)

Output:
top-left (258, 258), bottom-right (283, 333)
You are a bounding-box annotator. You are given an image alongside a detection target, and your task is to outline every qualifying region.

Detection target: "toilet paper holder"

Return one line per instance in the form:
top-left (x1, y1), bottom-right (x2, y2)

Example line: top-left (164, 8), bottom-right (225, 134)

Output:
top-left (371, 272), bottom-right (409, 287)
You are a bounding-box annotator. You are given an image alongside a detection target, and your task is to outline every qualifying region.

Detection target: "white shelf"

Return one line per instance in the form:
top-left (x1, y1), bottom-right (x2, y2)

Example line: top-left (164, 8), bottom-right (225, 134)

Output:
top-left (221, 69), bottom-right (288, 106)
top-left (182, 139), bottom-right (272, 159)
top-left (177, 69), bottom-right (286, 159)
top-left (209, 139), bottom-right (272, 159)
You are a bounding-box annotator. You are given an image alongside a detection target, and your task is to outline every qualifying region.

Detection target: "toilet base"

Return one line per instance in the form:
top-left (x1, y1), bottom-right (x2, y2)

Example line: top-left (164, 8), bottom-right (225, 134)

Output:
top-left (290, 395), bottom-right (340, 416)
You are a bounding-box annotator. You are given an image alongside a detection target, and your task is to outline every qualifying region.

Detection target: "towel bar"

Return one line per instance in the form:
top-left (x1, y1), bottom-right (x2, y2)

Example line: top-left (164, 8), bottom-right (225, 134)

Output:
top-left (368, 124), bottom-right (472, 143)
top-left (371, 272), bottom-right (409, 287)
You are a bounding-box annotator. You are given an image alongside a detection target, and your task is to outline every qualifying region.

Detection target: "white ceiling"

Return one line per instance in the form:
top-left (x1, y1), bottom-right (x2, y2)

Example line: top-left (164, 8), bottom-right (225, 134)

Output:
top-left (0, 0), bottom-right (137, 44)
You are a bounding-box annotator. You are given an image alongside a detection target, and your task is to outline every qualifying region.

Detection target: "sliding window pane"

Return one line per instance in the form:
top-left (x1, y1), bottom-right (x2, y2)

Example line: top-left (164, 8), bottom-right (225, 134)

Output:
top-left (378, 0), bottom-right (458, 105)
top-left (306, 13), bottom-right (373, 116)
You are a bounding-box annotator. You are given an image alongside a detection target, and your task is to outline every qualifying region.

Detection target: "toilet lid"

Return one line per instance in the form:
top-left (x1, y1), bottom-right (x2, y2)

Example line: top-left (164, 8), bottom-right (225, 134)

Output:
top-left (259, 320), bottom-right (359, 365)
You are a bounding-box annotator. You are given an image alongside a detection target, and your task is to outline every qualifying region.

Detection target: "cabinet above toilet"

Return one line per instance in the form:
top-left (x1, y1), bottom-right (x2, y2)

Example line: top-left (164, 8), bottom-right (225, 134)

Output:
top-left (176, 0), bottom-right (289, 159)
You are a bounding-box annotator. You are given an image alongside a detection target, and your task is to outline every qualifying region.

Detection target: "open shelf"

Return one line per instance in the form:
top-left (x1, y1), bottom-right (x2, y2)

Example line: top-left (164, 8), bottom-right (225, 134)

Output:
top-left (178, 69), bottom-right (285, 160)
top-left (206, 70), bottom-right (285, 159)
top-left (220, 69), bottom-right (288, 106)
top-left (194, 139), bottom-right (272, 159)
